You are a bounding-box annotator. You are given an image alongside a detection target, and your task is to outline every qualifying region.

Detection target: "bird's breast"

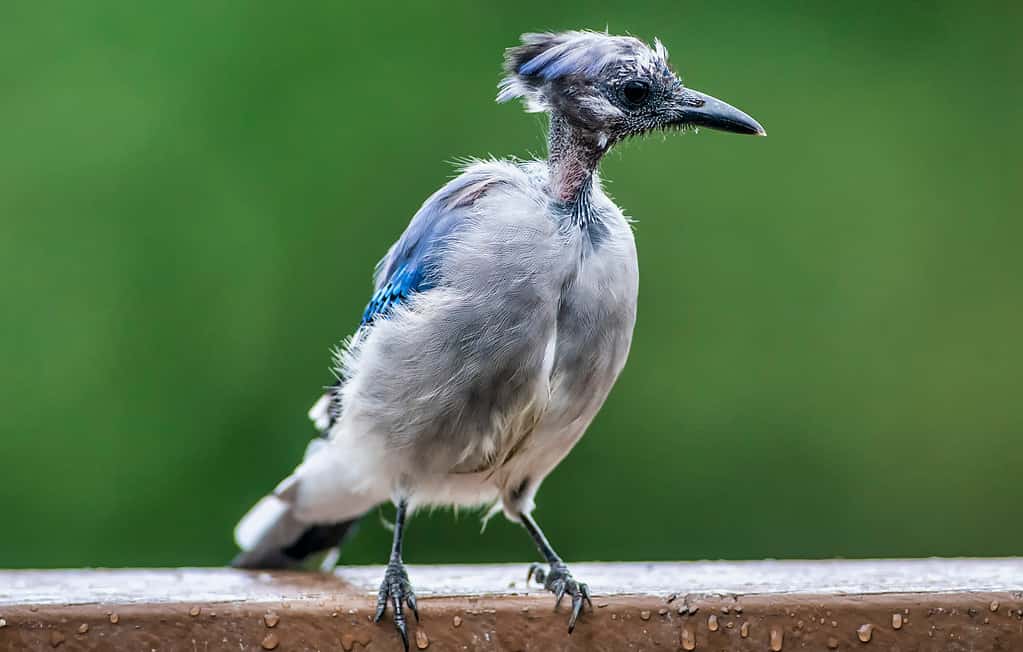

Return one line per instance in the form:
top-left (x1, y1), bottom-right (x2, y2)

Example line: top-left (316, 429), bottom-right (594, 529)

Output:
top-left (549, 227), bottom-right (639, 425)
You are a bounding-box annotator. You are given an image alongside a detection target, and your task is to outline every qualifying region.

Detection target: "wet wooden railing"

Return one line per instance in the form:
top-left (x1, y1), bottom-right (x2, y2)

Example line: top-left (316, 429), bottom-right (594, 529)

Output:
top-left (1, 559), bottom-right (1021, 650)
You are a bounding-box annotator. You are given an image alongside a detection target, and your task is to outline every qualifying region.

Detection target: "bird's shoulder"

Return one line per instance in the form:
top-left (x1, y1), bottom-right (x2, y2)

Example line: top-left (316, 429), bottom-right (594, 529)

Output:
top-left (361, 158), bottom-right (544, 326)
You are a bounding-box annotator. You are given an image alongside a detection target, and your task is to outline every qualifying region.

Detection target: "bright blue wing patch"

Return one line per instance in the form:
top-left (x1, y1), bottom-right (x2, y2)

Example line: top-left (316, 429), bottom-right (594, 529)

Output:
top-left (360, 263), bottom-right (434, 326)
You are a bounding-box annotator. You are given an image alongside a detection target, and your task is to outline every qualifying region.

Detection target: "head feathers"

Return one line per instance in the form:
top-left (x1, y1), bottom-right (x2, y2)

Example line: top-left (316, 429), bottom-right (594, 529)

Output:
top-left (497, 31), bottom-right (671, 114)
top-left (509, 31), bottom-right (619, 81)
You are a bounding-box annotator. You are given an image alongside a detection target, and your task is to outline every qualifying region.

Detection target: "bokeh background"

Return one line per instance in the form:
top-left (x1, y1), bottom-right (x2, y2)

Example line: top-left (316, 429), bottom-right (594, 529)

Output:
top-left (2, 1), bottom-right (1021, 569)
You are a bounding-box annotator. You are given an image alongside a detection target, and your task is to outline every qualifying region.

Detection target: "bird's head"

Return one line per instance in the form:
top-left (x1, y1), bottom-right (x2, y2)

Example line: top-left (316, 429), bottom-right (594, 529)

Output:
top-left (499, 31), bottom-right (765, 148)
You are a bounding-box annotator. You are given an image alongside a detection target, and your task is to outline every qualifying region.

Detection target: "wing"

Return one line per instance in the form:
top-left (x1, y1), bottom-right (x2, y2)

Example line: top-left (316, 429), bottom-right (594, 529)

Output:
top-left (359, 205), bottom-right (454, 326)
top-left (362, 167), bottom-right (502, 325)
top-left (309, 162), bottom-right (510, 433)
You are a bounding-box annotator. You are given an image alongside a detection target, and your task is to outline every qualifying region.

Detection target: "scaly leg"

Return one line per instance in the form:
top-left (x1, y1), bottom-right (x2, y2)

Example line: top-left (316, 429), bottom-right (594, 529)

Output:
top-left (520, 511), bottom-right (592, 632)
top-left (373, 499), bottom-right (418, 652)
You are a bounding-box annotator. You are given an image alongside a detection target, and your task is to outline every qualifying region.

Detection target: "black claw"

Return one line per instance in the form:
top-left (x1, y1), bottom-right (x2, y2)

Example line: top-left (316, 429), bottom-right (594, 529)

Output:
top-left (527, 562), bottom-right (545, 584)
top-left (568, 593), bottom-right (584, 633)
top-left (527, 562), bottom-right (592, 633)
top-left (396, 620), bottom-right (409, 652)
top-left (407, 593), bottom-right (420, 622)
top-left (374, 589), bottom-right (388, 623)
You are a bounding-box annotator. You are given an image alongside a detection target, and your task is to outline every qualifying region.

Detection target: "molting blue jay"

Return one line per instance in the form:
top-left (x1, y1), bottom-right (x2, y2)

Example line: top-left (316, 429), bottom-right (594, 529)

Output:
top-left (232, 30), bottom-right (764, 650)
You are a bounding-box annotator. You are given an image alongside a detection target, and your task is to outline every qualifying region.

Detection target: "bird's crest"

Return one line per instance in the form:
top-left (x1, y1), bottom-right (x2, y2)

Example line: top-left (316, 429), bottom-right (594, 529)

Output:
top-left (498, 30), bottom-right (670, 112)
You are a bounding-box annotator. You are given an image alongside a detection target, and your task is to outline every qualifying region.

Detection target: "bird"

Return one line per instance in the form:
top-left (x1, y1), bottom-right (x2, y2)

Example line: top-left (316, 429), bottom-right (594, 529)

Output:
top-left (231, 29), bottom-right (764, 651)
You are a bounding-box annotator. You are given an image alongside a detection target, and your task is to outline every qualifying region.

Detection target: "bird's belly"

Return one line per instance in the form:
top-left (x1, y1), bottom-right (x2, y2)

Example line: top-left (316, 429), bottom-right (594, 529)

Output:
top-left (535, 322), bottom-right (633, 445)
top-left (489, 285), bottom-right (638, 500)
top-left (410, 338), bottom-right (557, 509)
top-left (446, 332), bottom-right (557, 473)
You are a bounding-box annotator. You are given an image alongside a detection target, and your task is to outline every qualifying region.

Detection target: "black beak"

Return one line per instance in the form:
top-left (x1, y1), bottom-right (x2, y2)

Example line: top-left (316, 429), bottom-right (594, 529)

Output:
top-left (676, 88), bottom-right (766, 136)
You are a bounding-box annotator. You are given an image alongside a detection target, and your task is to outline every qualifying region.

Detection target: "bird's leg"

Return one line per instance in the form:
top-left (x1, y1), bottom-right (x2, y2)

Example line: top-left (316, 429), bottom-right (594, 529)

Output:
top-left (520, 511), bottom-right (592, 633)
top-left (373, 499), bottom-right (418, 652)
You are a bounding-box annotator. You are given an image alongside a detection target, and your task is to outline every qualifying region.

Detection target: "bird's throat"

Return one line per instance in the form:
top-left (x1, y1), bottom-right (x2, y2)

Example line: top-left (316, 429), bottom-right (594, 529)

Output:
top-left (547, 113), bottom-right (606, 211)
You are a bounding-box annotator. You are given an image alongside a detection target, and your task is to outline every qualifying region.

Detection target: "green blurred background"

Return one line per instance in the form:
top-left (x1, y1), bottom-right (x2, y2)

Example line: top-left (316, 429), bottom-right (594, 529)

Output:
top-left (2, 1), bottom-right (1021, 569)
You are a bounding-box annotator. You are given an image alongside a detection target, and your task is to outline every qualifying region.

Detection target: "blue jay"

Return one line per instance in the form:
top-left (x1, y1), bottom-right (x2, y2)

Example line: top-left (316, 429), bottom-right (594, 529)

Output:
top-left (232, 30), bottom-right (764, 650)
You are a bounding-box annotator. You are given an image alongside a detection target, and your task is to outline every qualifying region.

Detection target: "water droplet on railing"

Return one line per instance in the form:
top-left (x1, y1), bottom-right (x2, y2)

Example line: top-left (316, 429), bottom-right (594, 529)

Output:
top-left (681, 626), bottom-right (696, 650)
top-left (857, 623), bottom-right (873, 642)
top-left (415, 629), bottom-right (430, 649)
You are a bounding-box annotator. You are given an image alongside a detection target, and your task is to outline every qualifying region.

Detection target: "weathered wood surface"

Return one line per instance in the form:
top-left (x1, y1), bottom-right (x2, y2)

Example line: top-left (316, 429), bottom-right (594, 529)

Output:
top-left (1, 559), bottom-right (1021, 650)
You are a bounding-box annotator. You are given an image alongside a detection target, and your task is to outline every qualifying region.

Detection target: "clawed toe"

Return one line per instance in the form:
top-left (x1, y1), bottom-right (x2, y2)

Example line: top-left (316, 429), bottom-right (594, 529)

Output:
top-left (527, 562), bottom-right (593, 633)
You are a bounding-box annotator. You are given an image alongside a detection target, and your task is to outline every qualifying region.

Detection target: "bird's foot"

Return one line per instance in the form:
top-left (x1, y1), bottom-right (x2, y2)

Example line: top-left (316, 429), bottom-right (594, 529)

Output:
top-left (374, 558), bottom-right (419, 652)
top-left (528, 561), bottom-right (593, 633)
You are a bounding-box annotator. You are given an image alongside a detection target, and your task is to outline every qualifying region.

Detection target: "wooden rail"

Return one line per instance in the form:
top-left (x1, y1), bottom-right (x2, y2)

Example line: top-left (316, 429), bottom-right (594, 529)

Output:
top-left (1, 559), bottom-right (1021, 650)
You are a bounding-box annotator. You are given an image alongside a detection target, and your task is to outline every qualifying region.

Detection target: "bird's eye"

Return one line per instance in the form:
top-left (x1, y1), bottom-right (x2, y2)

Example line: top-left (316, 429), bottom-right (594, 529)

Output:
top-left (622, 80), bottom-right (651, 105)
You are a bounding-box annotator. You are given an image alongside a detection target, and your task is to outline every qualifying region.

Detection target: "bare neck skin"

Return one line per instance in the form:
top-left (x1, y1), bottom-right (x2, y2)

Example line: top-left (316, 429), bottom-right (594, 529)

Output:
top-left (546, 113), bottom-right (607, 208)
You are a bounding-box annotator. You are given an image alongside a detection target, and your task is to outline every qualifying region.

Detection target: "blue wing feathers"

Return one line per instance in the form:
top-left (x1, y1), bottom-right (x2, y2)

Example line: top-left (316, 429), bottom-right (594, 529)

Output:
top-left (360, 166), bottom-right (503, 326)
top-left (361, 264), bottom-right (433, 326)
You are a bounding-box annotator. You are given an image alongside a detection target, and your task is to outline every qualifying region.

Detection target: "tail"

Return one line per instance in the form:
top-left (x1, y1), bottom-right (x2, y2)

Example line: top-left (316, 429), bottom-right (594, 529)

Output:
top-left (232, 427), bottom-right (362, 570)
top-left (231, 499), bottom-right (360, 569)
top-left (233, 392), bottom-right (387, 569)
